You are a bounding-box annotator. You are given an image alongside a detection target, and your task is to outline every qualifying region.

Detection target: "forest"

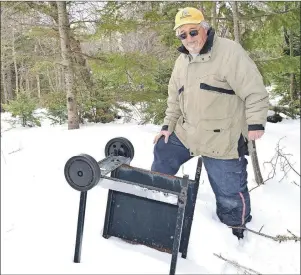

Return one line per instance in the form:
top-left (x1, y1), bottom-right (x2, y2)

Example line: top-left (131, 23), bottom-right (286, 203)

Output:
top-left (1, 1), bottom-right (300, 129)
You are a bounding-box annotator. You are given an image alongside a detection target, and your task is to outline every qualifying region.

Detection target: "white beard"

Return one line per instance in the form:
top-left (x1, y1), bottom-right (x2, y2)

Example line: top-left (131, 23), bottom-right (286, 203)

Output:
top-left (186, 44), bottom-right (200, 54)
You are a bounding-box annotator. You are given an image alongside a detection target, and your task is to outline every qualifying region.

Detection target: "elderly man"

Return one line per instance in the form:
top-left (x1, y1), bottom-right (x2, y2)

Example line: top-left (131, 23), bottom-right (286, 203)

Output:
top-left (151, 7), bottom-right (269, 240)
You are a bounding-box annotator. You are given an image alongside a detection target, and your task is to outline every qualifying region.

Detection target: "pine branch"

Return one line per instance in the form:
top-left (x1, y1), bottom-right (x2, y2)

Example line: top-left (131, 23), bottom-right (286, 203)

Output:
top-left (133, 7), bottom-right (299, 26)
top-left (8, 19), bottom-right (56, 29)
top-left (213, 253), bottom-right (262, 274)
top-left (239, 8), bottom-right (299, 20)
top-left (142, 7), bottom-right (298, 25)
top-left (255, 56), bottom-right (285, 62)
top-left (70, 19), bottom-right (99, 25)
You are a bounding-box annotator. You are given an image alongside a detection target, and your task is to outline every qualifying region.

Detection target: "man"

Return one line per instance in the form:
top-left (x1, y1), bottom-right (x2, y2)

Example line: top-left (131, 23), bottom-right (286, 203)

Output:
top-left (151, 7), bottom-right (269, 240)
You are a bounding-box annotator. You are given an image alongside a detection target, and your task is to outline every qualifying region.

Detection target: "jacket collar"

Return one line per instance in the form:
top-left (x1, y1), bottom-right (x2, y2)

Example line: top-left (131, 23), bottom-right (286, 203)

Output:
top-left (177, 28), bottom-right (215, 55)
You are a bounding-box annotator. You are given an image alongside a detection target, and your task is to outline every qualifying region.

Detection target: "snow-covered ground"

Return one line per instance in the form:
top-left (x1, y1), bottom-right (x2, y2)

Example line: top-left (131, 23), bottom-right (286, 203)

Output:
top-left (1, 111), bottom-right (300, 274)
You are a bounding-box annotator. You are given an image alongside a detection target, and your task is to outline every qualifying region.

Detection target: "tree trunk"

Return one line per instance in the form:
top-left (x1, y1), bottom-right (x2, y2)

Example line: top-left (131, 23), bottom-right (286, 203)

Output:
top-left (25, 69), bottom-right (30, 91)
top-left (36, 74), bottom-right (41, 99)
top-left (58, 65), bottom-right (64, 91)
top-left (19, 63), bottom-right (24, 92)
top-left (12, 29), bottom-right (19, 97)
top-left (231, 2), bottom-right (240, 43)
top-left (70, 37), bottom-right (94, 90)
top-left (57, 1), bottom-right (79, 130)
top-left (289, 29), bottom-right (295, 103)
top-left (6, 64), bottom-right (13, 101)
top-left (231, 1), bottom-right (264, 185)
top-left (55, 65), bottom-right (59, 91)
top-left (46, 68), bottom-right (56, 92)
top-left (1, 65), bottom-right (7, 104)
top-left (211, 2), bottom-right (217, 30)
top-left (251, 141), bottom-right (263, 184)
top-left (2, 63), bottom-right (13, 103)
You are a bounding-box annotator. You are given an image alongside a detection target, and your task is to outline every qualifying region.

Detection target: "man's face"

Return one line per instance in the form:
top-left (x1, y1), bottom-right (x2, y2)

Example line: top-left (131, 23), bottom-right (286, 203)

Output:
top-left (177, 24), bottom-right (207, 54)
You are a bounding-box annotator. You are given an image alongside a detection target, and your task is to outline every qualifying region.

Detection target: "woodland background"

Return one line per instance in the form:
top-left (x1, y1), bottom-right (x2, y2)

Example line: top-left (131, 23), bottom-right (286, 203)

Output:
top-left (1, 1), bottom-right (300, 129)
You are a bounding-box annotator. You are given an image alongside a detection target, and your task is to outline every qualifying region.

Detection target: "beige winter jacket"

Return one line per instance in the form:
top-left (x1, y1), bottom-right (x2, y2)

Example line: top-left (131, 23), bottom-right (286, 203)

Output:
top-left (162, 29), bottom-right (269, 159)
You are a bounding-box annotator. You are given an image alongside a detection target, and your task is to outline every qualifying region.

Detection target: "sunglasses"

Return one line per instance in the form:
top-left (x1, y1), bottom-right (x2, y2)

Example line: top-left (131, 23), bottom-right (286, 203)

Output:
top-left (177, 30), bottom-right (199, 40)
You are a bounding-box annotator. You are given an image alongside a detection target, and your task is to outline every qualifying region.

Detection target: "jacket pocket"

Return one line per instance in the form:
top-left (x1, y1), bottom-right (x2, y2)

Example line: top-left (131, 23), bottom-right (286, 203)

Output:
top-left (200, 83), bottom-right (235, 95)
top-left (198, 82), bottom-right (238, 119)
top-left (194, 118), bottom-right (233, 157)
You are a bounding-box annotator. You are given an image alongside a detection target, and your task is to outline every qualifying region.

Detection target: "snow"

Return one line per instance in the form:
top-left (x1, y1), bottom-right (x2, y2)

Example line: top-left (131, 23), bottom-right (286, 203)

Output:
top-left (1, 111), bottom-right (300, 274)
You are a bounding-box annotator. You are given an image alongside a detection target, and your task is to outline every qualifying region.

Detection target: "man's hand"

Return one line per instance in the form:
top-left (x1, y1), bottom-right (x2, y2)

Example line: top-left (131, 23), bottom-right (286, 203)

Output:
top-left (248, 130), bottom-right (264, 141)
top-left (153, 130), bottom-right (171, 144)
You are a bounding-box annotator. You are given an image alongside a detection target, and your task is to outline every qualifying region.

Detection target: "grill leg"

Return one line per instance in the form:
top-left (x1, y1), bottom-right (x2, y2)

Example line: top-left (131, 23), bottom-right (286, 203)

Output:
top-left (181, 157), bottom-right (203, 259)
top-left (169, 175), bottom-right (189, 275)
top-left (74, 191), bottom-right (87, 263)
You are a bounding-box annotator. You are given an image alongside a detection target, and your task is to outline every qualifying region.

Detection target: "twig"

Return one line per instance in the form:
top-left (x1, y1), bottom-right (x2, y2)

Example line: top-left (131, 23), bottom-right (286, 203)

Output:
top-left (259, 225), bottom-right (264, 233)
top-left (213, 253), bottom-right (262, 275)
top-left (291, 181), bottom-right (300, 187)
top-left (1, 127), bottom-right (14, 133)
top-left (287, 230), bottom-right (297, 238)
top-left (261, 137), bottom-right (300, 185)
top-left (230, 225), bottom-right (301, 243)
top-left (249, 184), bottom-right (261, 192)
top-left (8, 148), bottom-right (22, 155)
top-left (70, 50), bottom-right (107, 62)
top-left (278, 151), bottom-right (300, 177)
top-left (1, 150), bottom-right (7, 164)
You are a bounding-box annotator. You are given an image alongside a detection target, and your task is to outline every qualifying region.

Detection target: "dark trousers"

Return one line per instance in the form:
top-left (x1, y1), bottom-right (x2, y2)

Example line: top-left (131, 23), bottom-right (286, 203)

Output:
top-left (151, 132), bottom-right (251, 227)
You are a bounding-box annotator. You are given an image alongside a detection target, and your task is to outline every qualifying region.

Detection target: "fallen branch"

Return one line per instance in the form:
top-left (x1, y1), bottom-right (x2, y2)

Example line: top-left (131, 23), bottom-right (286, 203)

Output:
top-left (8, 148), bottom-right (22, 155)
top-left (213, 253), bottom-right (262, 274)
top-left (230, 225), bottom-right (301, 243)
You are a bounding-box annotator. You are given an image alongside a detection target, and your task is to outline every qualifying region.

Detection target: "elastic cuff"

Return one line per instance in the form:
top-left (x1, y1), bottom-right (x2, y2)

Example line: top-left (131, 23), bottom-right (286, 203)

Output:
top-left (248, 124), bottom-right (265, 131)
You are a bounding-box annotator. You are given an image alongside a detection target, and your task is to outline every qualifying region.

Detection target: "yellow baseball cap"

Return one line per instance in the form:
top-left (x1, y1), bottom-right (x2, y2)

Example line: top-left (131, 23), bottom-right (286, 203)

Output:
top-left (174, 7), bottom-right (205, 30)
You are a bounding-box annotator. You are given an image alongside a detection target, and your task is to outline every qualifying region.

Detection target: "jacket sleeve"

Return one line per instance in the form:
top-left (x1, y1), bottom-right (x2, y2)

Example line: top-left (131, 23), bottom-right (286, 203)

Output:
top-left (225, 43), bottom-right (269, 131)
top-left (162, 64), bottom-right (182, 132)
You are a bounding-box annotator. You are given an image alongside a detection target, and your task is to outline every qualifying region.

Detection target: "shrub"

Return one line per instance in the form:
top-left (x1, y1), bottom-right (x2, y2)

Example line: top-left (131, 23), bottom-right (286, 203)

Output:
top-left (2, 92), bottom-right (40, 127)
top-left (41, 91), bottom-right (67, 125)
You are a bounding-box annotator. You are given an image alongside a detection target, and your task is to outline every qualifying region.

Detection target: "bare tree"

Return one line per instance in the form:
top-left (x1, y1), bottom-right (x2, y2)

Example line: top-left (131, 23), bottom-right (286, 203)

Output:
top-left (57, 1), bottom-right (79, 130)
